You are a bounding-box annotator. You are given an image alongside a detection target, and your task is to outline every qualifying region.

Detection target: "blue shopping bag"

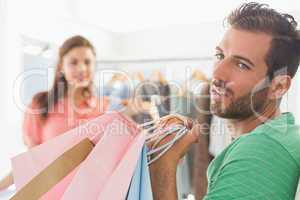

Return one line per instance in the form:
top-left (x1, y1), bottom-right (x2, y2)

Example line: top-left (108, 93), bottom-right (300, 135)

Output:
top-left (126, 145), bottom-right (153, 200)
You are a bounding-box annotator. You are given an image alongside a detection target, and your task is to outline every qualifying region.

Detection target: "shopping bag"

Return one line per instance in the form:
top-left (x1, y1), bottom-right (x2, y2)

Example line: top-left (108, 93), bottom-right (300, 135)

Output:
top-left (12, 112), bottom-right (133, 190)
top-left (10, 138), bottom-right (94, 200)
top-left (97, 132), bottom-right (146, 200)
top-left (126, 145), bottom-right (153, 200)
top-left (61, 117), bottom-right (140, 200)
top-left (40, 167), bottom-right (78, 200)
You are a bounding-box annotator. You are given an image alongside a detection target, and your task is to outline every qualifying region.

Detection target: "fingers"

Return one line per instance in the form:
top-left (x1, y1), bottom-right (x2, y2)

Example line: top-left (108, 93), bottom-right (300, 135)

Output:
top-left (186, 118), bottom-right (194, 129)
top-left (149, 114), bottom-right (196, 149)
top-left (189, 124), bottom-right (202, 142)
top-left (159, 114), bottom-right (194, 129)
top-left (147, 124), bottom-right (205, 165)
top-left (178, 124), bottom-right (201, 149)
top-left (161, 125), bottom-right (200, 161)
top-left (147, 115), bottom-right (202, 164)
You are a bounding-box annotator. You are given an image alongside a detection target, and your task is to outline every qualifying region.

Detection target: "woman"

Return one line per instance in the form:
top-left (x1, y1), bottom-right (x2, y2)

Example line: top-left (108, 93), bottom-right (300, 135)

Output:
top-left (0, 35), bottom-right (109, 190)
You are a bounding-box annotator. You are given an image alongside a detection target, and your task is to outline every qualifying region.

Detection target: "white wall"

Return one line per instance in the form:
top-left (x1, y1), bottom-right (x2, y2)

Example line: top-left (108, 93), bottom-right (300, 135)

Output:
top-left (0, 0), bottom-right (24, 194)
top-left (281, 68), bottom-right (300, 123)
top-left (117, 23), bottom-right (224, 60)
top-left (15, 0), bottom-right (121, 60)
top-left (20, 19), bottom-right (121, 60)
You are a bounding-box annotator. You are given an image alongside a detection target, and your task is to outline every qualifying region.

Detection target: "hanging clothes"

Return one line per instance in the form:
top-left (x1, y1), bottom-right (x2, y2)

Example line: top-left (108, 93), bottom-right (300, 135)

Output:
top-left (138, 80), bottom-right (170, 117)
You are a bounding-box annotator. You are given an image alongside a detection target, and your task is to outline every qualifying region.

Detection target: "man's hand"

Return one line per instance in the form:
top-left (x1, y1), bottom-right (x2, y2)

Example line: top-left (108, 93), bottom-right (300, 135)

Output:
top-left (149, 115), bottom-right (201, 164)
top-left (148, 115), bottom-right (202, 200)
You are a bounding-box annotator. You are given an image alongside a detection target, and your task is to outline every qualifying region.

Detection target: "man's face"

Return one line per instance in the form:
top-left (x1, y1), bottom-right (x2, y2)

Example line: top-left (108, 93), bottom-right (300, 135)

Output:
top-left (210, 28), bottom-right (272, 119)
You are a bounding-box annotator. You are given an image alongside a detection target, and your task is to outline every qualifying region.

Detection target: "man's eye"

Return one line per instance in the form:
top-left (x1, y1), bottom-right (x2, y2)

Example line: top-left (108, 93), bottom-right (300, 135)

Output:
top-left (215, 53), bottom-right (224, 61)
top-left (237, 63), bottom-right (250, 70)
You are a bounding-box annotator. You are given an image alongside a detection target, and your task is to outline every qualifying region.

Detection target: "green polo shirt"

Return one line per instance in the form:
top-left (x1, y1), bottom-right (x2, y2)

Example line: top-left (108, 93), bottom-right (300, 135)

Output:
top-left (204, 113), bottom-right (300, 200)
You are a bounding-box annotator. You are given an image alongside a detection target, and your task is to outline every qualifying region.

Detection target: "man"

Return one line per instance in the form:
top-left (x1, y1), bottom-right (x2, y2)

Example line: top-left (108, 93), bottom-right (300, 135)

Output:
top-left (150, 2), bottom-right (300, 200)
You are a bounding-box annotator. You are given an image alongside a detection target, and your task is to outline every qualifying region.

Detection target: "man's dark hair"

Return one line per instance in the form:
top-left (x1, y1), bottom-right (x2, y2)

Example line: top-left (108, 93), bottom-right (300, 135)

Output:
top-left (227, 2), bottom-right (300, 79)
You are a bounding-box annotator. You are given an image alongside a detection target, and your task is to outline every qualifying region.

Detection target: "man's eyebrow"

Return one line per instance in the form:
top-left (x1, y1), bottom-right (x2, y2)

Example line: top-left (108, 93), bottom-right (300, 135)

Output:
top-left (215, 46), bottom-right (255, 67)
top-left (232, 55), bottom-right (255, 67)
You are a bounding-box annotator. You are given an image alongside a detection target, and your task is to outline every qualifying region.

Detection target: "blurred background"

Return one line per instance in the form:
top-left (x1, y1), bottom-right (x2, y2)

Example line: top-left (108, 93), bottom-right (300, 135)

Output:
top-left (0, 0), bottom-right (299, 199)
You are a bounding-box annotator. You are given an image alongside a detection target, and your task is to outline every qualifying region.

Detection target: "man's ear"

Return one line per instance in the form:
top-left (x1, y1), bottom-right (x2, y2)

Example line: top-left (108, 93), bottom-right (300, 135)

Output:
top-left (268, 75), bottom-right (291, 100)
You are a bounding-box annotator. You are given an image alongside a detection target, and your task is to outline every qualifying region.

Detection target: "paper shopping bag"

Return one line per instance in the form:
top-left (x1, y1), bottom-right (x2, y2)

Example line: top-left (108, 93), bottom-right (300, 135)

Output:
top-left (97, 132), bottom-right (146, 200)
top-left (10, 138), bottom-right (94, 200)
top-left (12, 112), bottom-right (135, 190)
top-left (61, 118), bottom-right (141, 200)
top-left (126, 145), bottom-right (153, 200)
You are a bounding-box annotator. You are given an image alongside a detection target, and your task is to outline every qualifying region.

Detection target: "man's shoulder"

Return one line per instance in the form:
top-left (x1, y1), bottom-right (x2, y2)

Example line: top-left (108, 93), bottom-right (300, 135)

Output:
top-left (265, 123), bottom-right (300, 168)
top-left (228, 124), bottom-right (300, 169)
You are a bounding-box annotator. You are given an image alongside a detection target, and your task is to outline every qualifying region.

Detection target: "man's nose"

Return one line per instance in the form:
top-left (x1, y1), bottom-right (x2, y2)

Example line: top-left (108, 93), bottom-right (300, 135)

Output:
top-left (212, 59), bottom-right (231, 82)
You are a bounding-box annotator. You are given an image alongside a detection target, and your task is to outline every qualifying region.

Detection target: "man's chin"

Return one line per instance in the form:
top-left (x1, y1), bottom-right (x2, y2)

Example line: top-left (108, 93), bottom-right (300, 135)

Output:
top-left (210, 108), bottom-right (230, 119)
top-left (210, 102), bottom-right (226, 113)
top-left (210, 104), bottom-right (227, 118)
top-left (210, 104), bottom-right (242, 119)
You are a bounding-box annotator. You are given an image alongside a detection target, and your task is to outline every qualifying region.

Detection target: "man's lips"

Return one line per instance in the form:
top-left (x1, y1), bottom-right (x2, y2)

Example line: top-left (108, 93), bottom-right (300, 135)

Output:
top-left (211, 85), bottom-right (231, 101)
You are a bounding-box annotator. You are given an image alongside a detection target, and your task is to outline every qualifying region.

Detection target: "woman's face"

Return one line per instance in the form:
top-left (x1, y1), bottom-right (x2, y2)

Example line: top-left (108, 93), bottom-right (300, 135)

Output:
top-left (61, 46), bottom-right (96, 87)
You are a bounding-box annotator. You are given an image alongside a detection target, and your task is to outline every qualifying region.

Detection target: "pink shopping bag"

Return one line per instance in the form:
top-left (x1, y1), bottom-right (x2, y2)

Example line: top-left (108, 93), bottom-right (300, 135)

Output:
top-left (39, 167), bottom-right (78, 200)
top-left (11, 112), bottom-right (138, 199)
top-left (61, 119), bottom-right (142, 200)
top-left (97, 132), bottom-right (146, 200)
top-left (10, 138), bottom-right (94, 200)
